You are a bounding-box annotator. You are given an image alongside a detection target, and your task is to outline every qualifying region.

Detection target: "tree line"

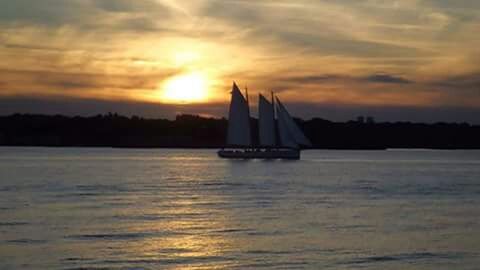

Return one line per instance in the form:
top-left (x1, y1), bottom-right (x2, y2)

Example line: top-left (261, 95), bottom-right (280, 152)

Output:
top-left (1, 113), bottom-right (479, 149)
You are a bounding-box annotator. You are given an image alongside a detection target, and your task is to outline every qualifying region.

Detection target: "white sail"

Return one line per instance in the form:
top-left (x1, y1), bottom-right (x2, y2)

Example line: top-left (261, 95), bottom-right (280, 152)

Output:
top-left (276, 97), bottom-right (312, 147)
top-left (258, 94), bottom-right (276, 147)
top-left (227, 82), bottom-right (251, 146)
top-left (277, 106), bottom-right (298, 148)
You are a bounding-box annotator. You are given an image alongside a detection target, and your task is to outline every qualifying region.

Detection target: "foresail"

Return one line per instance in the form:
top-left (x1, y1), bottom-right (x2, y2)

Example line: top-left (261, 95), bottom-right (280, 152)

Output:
top-left (258, 94), bottom-right (276, 147)
top-left (227, 82), bottom-right (252, 146)
top-left (276, 97), bottom-right (312, 147)
top-left (277, 106), bottom-right (298, 148)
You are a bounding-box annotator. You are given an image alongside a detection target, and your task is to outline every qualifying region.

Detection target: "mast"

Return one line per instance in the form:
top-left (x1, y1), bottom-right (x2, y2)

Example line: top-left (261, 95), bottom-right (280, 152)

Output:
top-left (271, 91), bottom-right (277, 149)
top-left (271, 91), bottom-right (275, 117)
top-left (245, 86), bottom-right (249, 108)
top-left (245, 86), bottom-right (252, 149)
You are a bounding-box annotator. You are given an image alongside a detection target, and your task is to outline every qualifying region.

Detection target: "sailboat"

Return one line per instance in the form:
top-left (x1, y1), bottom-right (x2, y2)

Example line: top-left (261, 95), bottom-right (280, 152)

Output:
top-left (218, 82), bottom-right (312, 159)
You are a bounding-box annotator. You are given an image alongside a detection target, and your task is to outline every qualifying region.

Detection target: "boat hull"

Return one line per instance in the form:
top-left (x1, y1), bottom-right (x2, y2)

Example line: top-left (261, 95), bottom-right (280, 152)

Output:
top-left (218, 149), bottom-right (300, 160)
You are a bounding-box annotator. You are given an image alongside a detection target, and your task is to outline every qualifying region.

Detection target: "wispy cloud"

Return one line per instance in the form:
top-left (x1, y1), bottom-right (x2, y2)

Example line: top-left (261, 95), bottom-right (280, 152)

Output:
top-left (364, 74), bottom-right (412, 84)
top-left (283, 73), bottom-right (412, 85)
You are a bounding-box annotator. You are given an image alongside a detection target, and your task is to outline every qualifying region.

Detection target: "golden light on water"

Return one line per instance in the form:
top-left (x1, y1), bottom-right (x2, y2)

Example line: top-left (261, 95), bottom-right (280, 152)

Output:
top-left (161, 72), bottom-right (210, 103)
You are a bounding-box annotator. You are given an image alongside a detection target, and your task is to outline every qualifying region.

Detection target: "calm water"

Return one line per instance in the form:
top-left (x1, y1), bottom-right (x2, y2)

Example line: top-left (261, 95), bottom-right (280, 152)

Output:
top-left (1, 148), bottom-right (479, 269)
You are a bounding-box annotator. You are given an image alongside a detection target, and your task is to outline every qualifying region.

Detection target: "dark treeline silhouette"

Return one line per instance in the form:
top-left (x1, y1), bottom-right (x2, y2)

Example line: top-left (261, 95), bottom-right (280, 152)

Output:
top-left (1, 113), bottom-right (479, 149)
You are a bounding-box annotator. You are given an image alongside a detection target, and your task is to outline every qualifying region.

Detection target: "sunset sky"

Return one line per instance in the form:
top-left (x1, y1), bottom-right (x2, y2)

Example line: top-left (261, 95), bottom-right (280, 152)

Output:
top-left (1, 0), bottom-right (479, 123)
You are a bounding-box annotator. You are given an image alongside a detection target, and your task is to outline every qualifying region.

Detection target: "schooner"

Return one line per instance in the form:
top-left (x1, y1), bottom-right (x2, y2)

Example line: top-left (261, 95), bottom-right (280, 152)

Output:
top-left (218, 82), bottom-right (311, 159)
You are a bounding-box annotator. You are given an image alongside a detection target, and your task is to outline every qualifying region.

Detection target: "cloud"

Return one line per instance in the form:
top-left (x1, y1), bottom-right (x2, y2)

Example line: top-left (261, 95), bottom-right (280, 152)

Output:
top-left (0, 68), bottom-right (180, 99)
top-left (93, 0), bottom-right (168, 13)
top-left (0, 0), bottom-right (479, 123)
top-left (364, 74), bottom-right (412, 84)
top-left (201, 0), bottom-right (430, 58)
top-left (433, 73), bottom-right (480, 89)
top-left (282, 75), bottom-right (342, 84)
top-left (0, 0), bottom-right (173, 33)
top-left (0, 0), bottom-right (95, 27)
top-left (428, 73), bottom-right (480, 105)
top-left (3, 43), bottom-right (67, 53)
top-left (282, 73), bottom-right (412, 85)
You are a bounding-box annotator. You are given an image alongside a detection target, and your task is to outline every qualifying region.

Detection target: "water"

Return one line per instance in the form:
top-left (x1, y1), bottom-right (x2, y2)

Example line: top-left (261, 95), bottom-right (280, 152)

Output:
top-left (1, 148), bottom-right (479, 269)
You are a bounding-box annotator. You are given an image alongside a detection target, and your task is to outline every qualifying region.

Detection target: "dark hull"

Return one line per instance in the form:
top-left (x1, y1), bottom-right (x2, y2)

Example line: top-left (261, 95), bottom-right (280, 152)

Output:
top-left (218, 149), bottom-right (300, 160)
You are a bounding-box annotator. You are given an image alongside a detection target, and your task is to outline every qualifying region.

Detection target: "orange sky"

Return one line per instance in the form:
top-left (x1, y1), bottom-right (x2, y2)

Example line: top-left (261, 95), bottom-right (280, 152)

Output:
top-left (0, 0), bottom-right (479, 122)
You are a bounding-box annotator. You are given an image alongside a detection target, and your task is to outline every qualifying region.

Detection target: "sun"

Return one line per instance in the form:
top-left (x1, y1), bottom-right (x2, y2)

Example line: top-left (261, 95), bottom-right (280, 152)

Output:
top-left (161, 72), bottom-right (209, 103)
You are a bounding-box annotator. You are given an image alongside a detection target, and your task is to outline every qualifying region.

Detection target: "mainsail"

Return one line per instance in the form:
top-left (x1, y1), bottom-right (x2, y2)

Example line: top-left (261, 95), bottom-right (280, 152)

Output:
top-left (276, 97), bottom-right (312, 148)
top-left (227, 82), bottom-right (251, 146)
top-left (258, 94), bottom-right (276, 147)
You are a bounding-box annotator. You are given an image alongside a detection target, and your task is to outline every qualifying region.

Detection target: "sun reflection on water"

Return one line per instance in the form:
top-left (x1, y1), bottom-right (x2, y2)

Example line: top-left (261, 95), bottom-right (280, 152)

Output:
top-left (119, 188), bottom-right (236, 268)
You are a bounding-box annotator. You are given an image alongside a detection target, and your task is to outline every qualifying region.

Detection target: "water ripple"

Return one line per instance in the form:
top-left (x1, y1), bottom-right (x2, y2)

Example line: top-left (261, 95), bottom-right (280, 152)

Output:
top-left (6, 239), bottom-right (47, 244)
top-left (345, 251), bottom-right (468, 265)
top-left (0, 222), bottom-right (29, 226)
top-left (66, 232), bottom-right (157, 241)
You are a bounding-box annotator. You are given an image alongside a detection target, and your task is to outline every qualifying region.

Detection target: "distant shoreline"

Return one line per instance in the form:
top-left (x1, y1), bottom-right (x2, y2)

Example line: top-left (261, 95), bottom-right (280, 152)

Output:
top-left (1, 113), bottom-right (479, 150)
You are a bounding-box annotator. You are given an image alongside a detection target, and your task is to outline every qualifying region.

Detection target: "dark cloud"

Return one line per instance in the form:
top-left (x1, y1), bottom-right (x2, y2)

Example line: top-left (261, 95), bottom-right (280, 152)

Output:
top-left (0, 0), bottom-right (172, 33)
top-left (424, 0), bottom-right (480, 10)
top-left (202, 0), bottom-right (427, 58)
top-left (0, 68), bottom-right (179, 92)
top-left (283, 75), bottom-right (342, 84)
top-left (2, 43), bottom-right (67, 52)
top-left (282, 73), bottom-right (412, 85)
top-left (92, 0), bottom-right (168, 13)
top-left (433, 73), bottom-right (480, 90)
top-left (264, 31), bottom-right (425, 58)
top-left (364, 74), bottom-right (412, 84)
top-left (115, 17), bottom-right (165, 32)
top-left (202, 0), bottom-right (264, 27)
top-left (0, 0), bottom-right (94, 27)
